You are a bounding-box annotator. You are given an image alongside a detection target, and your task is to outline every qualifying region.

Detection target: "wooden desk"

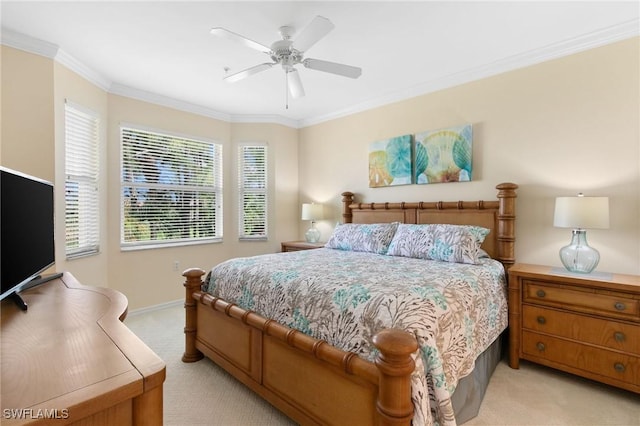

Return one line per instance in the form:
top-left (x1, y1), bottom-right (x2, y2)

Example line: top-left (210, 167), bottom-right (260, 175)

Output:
top-left (1, 272), bottom-right (165, 425)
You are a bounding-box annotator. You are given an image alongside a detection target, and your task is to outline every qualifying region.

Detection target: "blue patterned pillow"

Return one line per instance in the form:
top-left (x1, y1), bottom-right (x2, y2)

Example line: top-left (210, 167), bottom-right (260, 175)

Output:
top-left (386, 224), bottom-right (490, 264)
top-left (324, 222), bottom-right (399, 254)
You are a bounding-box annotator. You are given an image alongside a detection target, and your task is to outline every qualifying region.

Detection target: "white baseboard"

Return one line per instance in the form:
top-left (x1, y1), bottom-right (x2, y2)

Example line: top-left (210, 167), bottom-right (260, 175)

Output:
top-left (127, 298), bottom-right (183, 317)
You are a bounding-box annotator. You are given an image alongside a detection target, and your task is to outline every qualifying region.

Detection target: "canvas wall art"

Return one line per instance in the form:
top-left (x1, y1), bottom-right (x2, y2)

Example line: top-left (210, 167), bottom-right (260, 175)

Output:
top-left (369, 134), bottom-right (413, 187)
top-left (414, 124), bottom-right (472, 184)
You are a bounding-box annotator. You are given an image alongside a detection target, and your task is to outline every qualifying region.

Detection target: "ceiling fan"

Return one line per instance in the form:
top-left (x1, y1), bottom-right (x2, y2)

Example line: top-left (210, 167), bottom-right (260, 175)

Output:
top-left (211, 16), bottom-right (362, 103)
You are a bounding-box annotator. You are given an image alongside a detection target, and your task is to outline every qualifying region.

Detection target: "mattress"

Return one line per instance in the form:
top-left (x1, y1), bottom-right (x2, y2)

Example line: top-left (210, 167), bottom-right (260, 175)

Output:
top-left (205, 247), bottom-right (508, 425)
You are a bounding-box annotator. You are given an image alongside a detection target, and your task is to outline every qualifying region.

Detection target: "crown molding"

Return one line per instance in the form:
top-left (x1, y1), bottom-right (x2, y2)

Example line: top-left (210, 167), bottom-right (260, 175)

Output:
top-left (1, 27), bottom-right (112, 91)
top-left (229, 114), bottom-right (300, 128)
top-left (299, 18), bottom-right (640, 128)
top-left (3, 19), bottom-right (638, 130)
top-left (110, 83), bottom-right (301, 127)
top-left (110, 85), bottom-right (298, 127)
top-left (55, 49), bottom-right (111, 91)
top-left (1, 27), bottom-right (59, 58)
top-left (109, 83), bottom-right (233, 122)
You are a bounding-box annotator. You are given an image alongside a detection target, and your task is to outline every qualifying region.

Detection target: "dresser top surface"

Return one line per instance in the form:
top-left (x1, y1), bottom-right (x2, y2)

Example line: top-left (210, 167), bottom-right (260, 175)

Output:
top-left (1, 273), bottom-right (165, 415)
top-left (509, 263), bottom-right (640, 291)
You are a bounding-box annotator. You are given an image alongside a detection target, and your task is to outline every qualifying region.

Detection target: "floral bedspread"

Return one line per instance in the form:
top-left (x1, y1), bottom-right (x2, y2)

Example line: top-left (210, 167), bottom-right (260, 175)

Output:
top-left (205, 248), bottom-right (508, 426)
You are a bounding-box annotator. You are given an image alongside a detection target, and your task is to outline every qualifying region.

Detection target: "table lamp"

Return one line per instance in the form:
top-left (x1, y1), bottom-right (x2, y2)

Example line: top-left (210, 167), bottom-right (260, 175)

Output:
top-left (301, 203), bottom-right (323, 243)
top-left (553, 194), bottom-right (609, 273)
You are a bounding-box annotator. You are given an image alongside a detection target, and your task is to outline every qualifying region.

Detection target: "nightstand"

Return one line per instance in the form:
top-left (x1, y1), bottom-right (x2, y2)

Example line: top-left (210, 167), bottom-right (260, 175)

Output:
top-left (508, 263), bottom-right (640, 393)
top-left (281, 241), bottom-right (325, 252)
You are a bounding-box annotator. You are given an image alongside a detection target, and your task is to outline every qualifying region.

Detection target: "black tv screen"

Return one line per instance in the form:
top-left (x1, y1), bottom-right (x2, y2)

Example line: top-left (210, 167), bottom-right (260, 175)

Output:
top-left (1, 167), bottom-right (55, 301)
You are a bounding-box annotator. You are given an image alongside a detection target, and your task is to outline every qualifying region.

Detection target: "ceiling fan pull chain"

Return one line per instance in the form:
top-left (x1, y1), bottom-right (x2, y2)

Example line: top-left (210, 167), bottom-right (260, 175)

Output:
top-left (285, 71), bottom-right (289, 109)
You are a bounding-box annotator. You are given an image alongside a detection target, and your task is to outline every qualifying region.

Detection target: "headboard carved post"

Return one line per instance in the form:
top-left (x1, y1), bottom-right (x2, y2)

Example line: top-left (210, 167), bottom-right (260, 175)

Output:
top-left (342, 192), bottom-right (355, 223)
top-left (495, 182), bottom-right (518, 271)
top-left (182, 268), bottom-right (205, 363)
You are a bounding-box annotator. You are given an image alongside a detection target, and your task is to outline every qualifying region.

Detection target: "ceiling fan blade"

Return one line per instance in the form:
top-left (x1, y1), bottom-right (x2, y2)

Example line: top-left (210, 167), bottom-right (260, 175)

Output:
top-left (303, 58), bottom-right (362, 79)
top-left (293, 16), bottom-right (334, 52)
top-left (224, 63), bottom-right (274, 83)
top-left (210, 27), bottom-right (271, 53)
top-left (287, 69), bottom-right (305, 98)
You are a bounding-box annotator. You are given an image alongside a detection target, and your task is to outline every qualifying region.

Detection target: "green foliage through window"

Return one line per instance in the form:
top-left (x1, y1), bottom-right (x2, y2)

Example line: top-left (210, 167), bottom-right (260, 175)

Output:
top-left (121, 127), bottom-right (222, 247)
top-left (238, 144), bottom-right (267, 239)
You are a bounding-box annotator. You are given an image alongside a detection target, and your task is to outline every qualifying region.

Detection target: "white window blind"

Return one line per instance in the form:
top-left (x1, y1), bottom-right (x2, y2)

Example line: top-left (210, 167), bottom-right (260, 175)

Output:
top-left (238, 144), bottom-right (267, 240)
top-left (65, 101), bottom-right (100, 258)
top-left (121, 126), bottom-right (222, 248)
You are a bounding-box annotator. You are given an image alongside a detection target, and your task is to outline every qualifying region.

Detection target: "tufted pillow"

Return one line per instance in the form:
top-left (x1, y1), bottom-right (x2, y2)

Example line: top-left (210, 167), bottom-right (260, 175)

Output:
top-left (324, 222), bottom-right (399, 254)
top-left (386, 224), bottom-right (490, 264)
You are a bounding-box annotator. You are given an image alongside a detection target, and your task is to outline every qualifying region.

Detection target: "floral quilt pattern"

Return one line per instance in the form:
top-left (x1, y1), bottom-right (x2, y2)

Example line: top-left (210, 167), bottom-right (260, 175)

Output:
top-left (205, 248), bottom-right (508, 426)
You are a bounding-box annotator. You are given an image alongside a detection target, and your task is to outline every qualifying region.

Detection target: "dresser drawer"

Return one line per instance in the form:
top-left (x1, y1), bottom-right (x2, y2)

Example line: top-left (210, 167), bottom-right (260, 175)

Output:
top-left (523, 280), bottom-right (640, 320)
top-left (522, 331), bottom-right (639, 387)
top-left (522, 305), bottom-right (640, 355)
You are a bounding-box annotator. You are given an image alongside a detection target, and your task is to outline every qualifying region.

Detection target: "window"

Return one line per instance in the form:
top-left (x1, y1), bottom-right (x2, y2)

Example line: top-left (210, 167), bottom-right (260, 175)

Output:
top-left (121, 126), bottom-right (222, 248)
top-left (238, 143), bottom-right (267, 240)
top-left (65, 101), bottom-right (100, 258)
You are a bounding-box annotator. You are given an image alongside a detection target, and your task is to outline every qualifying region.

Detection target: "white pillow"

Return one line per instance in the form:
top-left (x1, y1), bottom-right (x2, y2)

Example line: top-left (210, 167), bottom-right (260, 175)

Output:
top-left (386, 224), bottom-right (490, 264)
top-left (325, 222), bottom-right (399, 254)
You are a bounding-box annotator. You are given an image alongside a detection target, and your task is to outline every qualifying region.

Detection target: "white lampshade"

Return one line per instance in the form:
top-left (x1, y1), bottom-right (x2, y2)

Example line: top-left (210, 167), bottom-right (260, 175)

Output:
top-left (553, 194), bottom-right (609, 274)
top-left (301, 203), bottom-right (323, 221)
top-left (553, 196), bottom-right (609, 229)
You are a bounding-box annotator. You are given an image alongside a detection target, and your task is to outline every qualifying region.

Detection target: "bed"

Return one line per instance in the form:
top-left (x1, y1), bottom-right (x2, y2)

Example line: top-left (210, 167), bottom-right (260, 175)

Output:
top-left (182, 182), bottom-right (517, 425)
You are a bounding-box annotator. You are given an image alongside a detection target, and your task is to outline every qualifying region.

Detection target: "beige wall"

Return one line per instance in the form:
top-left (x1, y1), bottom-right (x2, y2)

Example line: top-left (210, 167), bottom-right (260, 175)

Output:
top-left (2, 46), bottom-right (300, 309)
top-left (230, 122), bottom-right (299, 257)
top-left (299, 37), bottom-right (640, 275)
top-left (53, 61), bottom-right (110, 288)
top-left (2, 37), bottom-right (638, 311)
top-left (106, 97), bottom-right (299, 308)
top-left (1, 46), bottom-right (54, 180)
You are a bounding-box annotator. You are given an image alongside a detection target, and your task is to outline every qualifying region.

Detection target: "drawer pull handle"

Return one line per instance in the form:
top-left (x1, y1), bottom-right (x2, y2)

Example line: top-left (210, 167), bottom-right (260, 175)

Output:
top-left (614, 363), bottom-right (626, 373)
top-left (614, 302), bottom-right (626, 311)
top-left (536, 289), bottom-right (546, 298)
top-left (536, 342), bottom-right (546, 352)
top-left (614, 332), bottom-right (626, 342)
top-left (537, 316), bottom-right (546, 325)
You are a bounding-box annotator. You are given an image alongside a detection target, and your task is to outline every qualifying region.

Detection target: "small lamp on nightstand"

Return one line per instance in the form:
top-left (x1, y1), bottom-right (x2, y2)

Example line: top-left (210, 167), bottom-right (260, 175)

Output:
top-left (301, 203), bottom-right (323, 243)
top-left (553, 194), bottom-right (609, 273)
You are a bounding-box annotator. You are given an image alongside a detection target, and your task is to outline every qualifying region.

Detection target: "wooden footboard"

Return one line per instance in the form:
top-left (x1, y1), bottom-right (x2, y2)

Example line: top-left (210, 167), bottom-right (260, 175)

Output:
top-left (182, 268), bottom-right (418, 425)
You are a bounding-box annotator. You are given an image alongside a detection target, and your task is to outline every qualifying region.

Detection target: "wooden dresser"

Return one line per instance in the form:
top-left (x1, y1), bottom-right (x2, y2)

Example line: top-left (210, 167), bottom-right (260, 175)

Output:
top-left (280, 241), bottom-right (325, 252)
top-left (508, 263), bottom-right (639, 393)
top-left (1, 272), bottom-right (165, 425)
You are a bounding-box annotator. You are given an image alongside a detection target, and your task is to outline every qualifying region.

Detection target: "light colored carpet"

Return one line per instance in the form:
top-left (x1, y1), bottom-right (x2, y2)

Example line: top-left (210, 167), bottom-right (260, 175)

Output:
top-left (125, 304), bottom-right (640, 426)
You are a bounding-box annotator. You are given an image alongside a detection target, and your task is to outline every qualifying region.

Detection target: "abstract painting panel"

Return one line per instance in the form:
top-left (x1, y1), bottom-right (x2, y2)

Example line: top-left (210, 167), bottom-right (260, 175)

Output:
top-left (369, 134), bottom-right (413, 187)
top-left (414, 124), bottom-right (472, 184)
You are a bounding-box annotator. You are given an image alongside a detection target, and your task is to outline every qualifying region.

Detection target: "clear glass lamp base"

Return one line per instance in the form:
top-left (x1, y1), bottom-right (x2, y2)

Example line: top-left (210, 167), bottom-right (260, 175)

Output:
top-left (559, 229), bottom-right (600, 274)
top-left (305, 224), bottom-right (321, 243)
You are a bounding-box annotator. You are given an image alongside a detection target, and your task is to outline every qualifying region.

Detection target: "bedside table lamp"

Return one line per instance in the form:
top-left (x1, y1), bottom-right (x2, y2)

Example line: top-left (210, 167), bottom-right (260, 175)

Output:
top-left (553, 194), bottom-right (609, 273)
top-left (301, 203), bottom-right (323, 243)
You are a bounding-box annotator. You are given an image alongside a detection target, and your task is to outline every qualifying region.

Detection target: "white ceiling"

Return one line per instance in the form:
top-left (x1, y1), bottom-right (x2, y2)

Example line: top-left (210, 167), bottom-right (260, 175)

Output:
top-left (1, 1), bottom-right (638, 127)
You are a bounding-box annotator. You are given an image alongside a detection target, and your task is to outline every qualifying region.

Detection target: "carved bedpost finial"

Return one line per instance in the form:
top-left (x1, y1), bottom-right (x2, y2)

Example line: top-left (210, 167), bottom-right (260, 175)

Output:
top-left (496, 182), bottom-right (518, 198)
top-left (182, 268), bottom-right (205, 363)
top-left (372, 329), bottom-right (418, 425)
top-left (342, 192), bottom-right (355, 224)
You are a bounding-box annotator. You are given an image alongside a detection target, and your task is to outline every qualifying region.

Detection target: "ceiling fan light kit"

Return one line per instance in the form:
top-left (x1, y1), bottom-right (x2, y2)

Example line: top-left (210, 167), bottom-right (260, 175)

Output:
top-left (211, 15), bottom-right (362, 108)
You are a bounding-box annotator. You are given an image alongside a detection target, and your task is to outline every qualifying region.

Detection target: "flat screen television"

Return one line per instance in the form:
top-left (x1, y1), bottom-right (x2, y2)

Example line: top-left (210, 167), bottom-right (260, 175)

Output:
top-left (1, 166), bottom-right (56, 309)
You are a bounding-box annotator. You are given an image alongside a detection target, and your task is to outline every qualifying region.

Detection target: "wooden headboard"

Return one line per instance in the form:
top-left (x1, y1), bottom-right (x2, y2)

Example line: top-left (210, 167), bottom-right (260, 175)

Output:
top-left (341, 182), bottom-right (518, 271)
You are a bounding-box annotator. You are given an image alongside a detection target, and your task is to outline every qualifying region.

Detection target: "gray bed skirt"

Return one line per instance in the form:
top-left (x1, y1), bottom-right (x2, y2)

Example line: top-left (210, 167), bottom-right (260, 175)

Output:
top-left (451, 333), bottom-right (504, 424)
